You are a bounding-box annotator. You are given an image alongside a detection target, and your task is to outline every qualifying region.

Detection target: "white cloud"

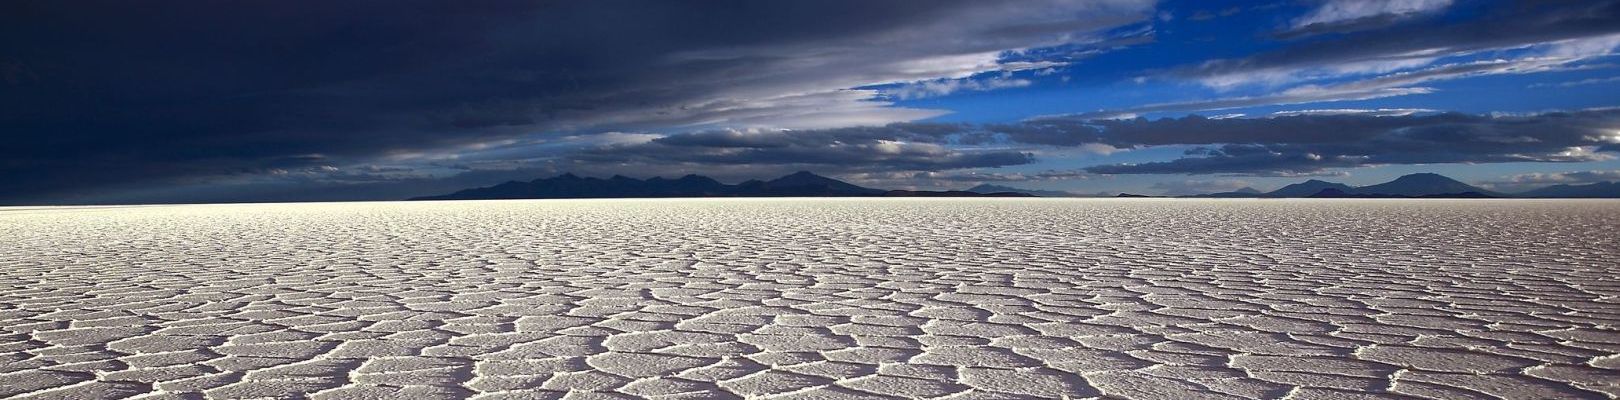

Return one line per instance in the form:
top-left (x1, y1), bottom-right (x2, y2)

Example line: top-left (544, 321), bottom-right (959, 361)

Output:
top-left (1271, 108), bottom-right (1435, 117)
top-left (1196, 23), bottom-right (1620, 94)
top-left (1529, 76), bottom-right (1620, 88)
top-left (1543, 33), bottom-right (1620, 59)
top-left (1107, 48), bottom-right (1618, 118)
top-left (1053, 85), bottom-right (1433, 120)
top-left (1198, 56), bottom-right (1438, 90)
top-left (1291, 0), bottom-right (1452, 30)
top-left (885, 76), bottom-right (1034, 100)
top-left (604, 1), bottom-right (1156, 131)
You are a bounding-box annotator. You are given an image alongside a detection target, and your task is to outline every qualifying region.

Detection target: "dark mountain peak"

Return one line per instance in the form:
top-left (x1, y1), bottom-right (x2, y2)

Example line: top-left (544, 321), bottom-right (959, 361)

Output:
top-left (608, 175), bottom-right (638, 181)
top-left (761, 171), bottom-right (883, 195)
top-left (676, 174), bottom-right (722, 184)
top-left (768, 171), bottom-right (835, 185)
top-left (1357, 173), bottom-right (1494, 196)
top-left (553, 173), bottom-right (581, 180)
top-left (1389, 173), bottom-right (1455, 183)
top-left (1233, 187), bottom-right (1261, 194)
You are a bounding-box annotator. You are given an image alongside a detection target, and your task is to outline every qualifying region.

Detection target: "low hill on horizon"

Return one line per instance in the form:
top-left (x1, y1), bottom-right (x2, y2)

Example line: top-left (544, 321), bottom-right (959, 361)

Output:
top-left (964, 184), bottom-right (1084, 197)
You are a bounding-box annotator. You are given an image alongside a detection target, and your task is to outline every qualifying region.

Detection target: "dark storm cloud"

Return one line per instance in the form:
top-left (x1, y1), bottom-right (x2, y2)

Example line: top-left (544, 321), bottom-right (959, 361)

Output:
top-left (1078, 109), bottom-right (1620, 174)
top-left (979, 120), bottom-right (1106, 146)
top-left (0, 0), bottom-right (1152, 204)
top-left (986, 113), bottom-right (1444, 147)
top-left (1084, 113), bottom-right (1441, 146)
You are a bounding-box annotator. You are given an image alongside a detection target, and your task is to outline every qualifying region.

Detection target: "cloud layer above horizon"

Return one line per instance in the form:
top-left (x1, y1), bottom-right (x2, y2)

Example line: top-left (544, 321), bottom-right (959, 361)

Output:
top-left (3, 0), bottom-right (1620, 203)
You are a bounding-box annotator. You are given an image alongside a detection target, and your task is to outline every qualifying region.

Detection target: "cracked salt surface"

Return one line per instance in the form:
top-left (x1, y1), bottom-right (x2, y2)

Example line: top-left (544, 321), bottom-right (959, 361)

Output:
top-left (1, 198), bottom-right (1617, 399)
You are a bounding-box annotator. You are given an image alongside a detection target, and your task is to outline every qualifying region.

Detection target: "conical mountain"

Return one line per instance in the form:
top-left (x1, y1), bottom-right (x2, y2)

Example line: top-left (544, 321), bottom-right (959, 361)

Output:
top-left (760, 171), bottom-right (884, 195)
top-left (1355, 173), bottom-right (1495, 196)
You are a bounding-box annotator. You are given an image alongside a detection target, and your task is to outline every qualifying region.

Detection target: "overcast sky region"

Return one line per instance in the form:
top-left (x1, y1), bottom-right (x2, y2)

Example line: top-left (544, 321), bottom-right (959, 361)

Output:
top-left (4, 0), bottom-right (1620, 204)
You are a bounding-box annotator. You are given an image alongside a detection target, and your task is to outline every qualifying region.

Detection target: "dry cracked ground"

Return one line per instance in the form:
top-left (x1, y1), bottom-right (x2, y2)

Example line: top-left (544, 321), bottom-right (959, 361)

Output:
top-left (1, 199), bottom-right (1618, 399)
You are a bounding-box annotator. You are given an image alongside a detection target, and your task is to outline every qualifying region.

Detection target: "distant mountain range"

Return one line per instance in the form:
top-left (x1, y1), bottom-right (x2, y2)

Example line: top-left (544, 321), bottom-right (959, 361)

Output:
top-left (1190, 173), bottom-right (1620, 198)
top-left (412, 171), bottom-right (1620, 200)
top-left (410, 171), bottom-right (1033, 200)
top-left (1516, 181), bottom-right (1620, 198)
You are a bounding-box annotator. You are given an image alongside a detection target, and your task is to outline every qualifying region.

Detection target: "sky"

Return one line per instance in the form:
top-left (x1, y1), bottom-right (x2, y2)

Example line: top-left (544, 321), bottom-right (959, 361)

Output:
top-left (4, 0), bottom-right (1620, 204)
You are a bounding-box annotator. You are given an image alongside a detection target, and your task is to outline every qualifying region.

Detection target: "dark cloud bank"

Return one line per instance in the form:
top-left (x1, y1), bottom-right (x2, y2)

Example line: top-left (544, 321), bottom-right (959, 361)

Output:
top-left (572, 108), bottom-right (1620, 176)
top-left (4, 1), bottom-right (1620, 204)
top-left (1, 0), bottom-right (1153, 204)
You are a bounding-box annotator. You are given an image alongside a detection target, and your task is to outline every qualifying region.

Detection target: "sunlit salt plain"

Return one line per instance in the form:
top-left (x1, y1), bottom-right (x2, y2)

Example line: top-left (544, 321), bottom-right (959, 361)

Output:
top-left (2, 199), bottom-right (1618, 399)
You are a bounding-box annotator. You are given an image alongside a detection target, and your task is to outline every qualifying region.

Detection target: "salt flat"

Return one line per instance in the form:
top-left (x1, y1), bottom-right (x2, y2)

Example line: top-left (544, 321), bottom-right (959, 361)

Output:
top-left (2, 199), bottom-right (1617, 399)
